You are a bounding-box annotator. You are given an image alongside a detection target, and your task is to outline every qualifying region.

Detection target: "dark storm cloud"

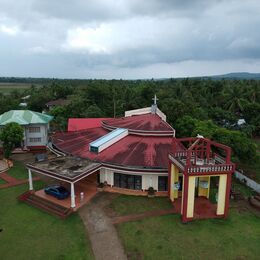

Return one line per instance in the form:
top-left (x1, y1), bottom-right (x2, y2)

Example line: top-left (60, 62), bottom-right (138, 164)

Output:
top-left (0, 0), bottom-right (259, 78)
top-left (31, 0), bottom-right (217, 22)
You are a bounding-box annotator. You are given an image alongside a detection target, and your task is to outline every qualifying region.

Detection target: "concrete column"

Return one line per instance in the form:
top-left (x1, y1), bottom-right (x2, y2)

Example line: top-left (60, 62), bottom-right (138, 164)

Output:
top-left (217, 174), bottom-right (227, 215)
top-left (70, 182), bottom-right (76, 208)
top-left (170, 164), bottom-right (179, 201)
top-left (186, 176), bottom-right (196, 218)
top-left (28, 169), bottom-right (33, 191)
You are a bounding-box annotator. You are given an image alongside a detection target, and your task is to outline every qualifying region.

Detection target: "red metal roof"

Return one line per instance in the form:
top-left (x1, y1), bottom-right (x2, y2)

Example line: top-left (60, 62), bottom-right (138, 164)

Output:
top-left (102, 113), bottom-right (174, 133)
top-left (52, 127), bottom-right (175, 169)
top-left (68, 118), bottom-right (110, 131)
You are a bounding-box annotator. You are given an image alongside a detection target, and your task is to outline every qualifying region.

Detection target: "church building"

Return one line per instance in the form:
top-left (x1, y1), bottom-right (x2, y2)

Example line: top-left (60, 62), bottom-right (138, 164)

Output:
top-left (21, 96), bottom-right (235, 222)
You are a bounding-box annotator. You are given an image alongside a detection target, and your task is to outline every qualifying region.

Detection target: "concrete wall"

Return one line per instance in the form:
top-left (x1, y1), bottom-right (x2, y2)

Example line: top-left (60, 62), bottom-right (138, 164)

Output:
top-left (25, 124), bottom-right (48, 147)
top-left (234, 170), bottom-right (260, 193)
top-left (125, 107), bottom-right (151, 117)
top-left (99, 168), bottom-right (114, 185)
top-left (125, 107), bottom-right (167, 121)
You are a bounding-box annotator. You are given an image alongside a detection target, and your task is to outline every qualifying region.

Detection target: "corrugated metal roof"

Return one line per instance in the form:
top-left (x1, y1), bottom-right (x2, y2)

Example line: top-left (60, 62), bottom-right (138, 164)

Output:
top-left (102, 113), bottom-right (174, 132)
top-left (52, 127), bottom-right (175, 169)
top-left (68, 118), bottom-right (110, 131)
top-left (0, 110), bottom-right (53, 125)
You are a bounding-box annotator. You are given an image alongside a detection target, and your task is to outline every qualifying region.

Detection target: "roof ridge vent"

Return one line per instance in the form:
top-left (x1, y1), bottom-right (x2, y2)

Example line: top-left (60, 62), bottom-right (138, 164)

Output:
top-left (89, 128), bottom-right (128, 153)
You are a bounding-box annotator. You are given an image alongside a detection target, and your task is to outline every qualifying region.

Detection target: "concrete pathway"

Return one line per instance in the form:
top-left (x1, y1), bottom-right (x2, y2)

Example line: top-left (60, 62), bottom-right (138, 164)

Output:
top-left (79, 192), bottom-right (127, 260)
top-left (0, 172), bottom-right (40, 189)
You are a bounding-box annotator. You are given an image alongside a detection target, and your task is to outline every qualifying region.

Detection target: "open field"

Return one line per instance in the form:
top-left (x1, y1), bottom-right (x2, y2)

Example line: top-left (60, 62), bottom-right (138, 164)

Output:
top-left (110, 195), bottom-right (260, 260)
top-left (0, 182), bottom-right (94, 260)
top-left (0, 82), bottom-right (40, 94)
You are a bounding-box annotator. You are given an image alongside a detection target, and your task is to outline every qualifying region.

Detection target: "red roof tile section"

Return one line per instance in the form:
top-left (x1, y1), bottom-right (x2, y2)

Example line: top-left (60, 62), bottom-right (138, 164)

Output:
top-left (68, 118), bottom-right (110, 131)
top-left (52, 127), bottom-right (174, 170)
top-left (102, 113), bottom-right (174, 135)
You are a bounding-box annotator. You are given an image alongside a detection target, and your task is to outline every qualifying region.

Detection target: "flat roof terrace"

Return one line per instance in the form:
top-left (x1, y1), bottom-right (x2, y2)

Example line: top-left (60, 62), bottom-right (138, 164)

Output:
top-left (27, 156), bottom-right (101, 182)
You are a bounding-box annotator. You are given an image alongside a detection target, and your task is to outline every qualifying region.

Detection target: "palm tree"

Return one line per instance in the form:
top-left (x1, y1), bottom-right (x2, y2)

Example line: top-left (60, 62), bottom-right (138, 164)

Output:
top-left (223, 84), bottom-right (248, 113)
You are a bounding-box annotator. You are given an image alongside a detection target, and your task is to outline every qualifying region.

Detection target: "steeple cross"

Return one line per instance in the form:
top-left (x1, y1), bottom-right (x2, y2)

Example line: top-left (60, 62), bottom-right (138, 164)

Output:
top-left (152, 94), bottom-right (158, 105)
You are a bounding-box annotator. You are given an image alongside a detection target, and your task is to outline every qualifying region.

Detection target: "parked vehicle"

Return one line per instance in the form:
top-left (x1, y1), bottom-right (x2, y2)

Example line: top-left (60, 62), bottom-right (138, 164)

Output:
top-left (44, 185), bottom-right (70, 200)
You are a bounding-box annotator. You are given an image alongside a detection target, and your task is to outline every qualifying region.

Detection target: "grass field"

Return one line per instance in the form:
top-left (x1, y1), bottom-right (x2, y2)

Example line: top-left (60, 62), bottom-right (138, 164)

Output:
top-left (8, 161), bottom-right (29, 180)
top-left (111, 196), bottom-right (260, 260)
top-left (117, 211), bottom-right (260, 260)
top-left (0, 182), bottom-right (94, 260)
top-left (0, 177), bottom-right (6, 184)
top-left (0, 83), bottom-right (36, 94)
top-left (109, 195), bottom-right (172, 216)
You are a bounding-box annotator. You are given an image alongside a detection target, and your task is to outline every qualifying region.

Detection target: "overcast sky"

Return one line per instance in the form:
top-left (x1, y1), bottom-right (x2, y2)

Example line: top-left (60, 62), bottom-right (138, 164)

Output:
top-left (0, 0), bottom-right (260, 79)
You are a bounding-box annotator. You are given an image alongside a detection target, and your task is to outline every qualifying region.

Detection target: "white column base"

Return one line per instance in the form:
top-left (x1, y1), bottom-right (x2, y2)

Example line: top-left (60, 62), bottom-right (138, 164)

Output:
top-left (70, 182), bottom-right (76, 208)
top-left (28, 169), bottom-right (33, 191)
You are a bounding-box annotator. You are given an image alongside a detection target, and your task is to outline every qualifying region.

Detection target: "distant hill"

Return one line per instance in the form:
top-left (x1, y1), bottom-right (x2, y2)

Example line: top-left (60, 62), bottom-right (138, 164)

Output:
top-left (203, 72), bottom-right (260, 80)
top-left (1, 72), bottom-right (260, 83)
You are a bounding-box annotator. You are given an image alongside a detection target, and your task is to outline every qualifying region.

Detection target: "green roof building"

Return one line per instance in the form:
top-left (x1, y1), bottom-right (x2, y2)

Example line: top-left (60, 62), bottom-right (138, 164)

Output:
top-left (0, 110), bottom-right (53, 149)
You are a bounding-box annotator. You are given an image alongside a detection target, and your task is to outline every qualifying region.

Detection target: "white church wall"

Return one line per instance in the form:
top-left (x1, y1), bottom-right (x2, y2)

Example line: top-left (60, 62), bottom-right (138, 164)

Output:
top-left (125, 107), bottom-right (151, 117)
top-left (100, 167), bottom-right (168, 191)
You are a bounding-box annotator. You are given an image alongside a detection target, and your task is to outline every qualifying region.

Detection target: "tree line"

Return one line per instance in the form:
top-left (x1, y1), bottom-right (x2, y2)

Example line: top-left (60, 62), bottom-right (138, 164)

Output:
top-left (0, 77), bottom-right (259, 163)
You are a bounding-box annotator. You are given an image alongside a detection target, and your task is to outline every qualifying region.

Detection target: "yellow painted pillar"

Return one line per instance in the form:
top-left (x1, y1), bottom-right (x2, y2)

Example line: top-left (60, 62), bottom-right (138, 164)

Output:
top-left (170, 164), bottom-right (179, 201)
top-left (170, 164), bottom-right (175, 201)
top-left (217, 174), bottom-right (227, 215)
top-left (181, 175), bottom-right (184, 214)
top-left (198, 176), bottom-right (210, 198)
top-left (187, 176), bottom-right (196, 218)
top-left (173, 167), bottom-right (179, 199)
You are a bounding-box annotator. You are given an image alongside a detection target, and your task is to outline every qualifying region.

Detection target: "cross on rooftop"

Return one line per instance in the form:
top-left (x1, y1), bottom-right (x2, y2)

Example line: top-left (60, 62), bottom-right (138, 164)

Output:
top-left (152, 94), bottom-right (158, 105)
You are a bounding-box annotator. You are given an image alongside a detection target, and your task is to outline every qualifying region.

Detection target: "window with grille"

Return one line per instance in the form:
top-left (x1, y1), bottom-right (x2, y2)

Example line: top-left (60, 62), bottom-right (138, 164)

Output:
top-left (29, 137), bottom-right (41, 143)
top-left (29, 127), bottom-right (41, 133)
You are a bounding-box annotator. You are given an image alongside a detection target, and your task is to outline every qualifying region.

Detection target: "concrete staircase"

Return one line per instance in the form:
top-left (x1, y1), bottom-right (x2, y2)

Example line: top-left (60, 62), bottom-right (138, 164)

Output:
top-left (18, 191), bottom-right (73, 219)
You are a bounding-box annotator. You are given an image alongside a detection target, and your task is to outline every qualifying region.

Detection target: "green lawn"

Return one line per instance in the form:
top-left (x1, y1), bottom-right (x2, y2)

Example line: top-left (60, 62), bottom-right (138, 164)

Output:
top-left (108, 195), bottom-right (172, 216)
top-left (117, 211), bottom-right (260, 260)
top-left (8, 161), bottom-right (29, 180)
top-left (109, 195), bottom-right (260, 259)
top-left (0, 177), bottom-right (6, 184)
top-left (0, 182), bottom-right (94, 260)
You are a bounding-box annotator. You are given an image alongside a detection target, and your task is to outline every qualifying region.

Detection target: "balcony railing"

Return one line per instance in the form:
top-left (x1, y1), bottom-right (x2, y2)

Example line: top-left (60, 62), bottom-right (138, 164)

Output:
top-left (186, 163), bottom-right (234, 174)
top-left (169, 152), bottom-right (234, 174)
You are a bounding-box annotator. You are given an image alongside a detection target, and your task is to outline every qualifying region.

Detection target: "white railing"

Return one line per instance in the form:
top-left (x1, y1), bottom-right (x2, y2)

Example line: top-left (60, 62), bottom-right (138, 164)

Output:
top-left (186, 164), bottom-right (234, 174)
